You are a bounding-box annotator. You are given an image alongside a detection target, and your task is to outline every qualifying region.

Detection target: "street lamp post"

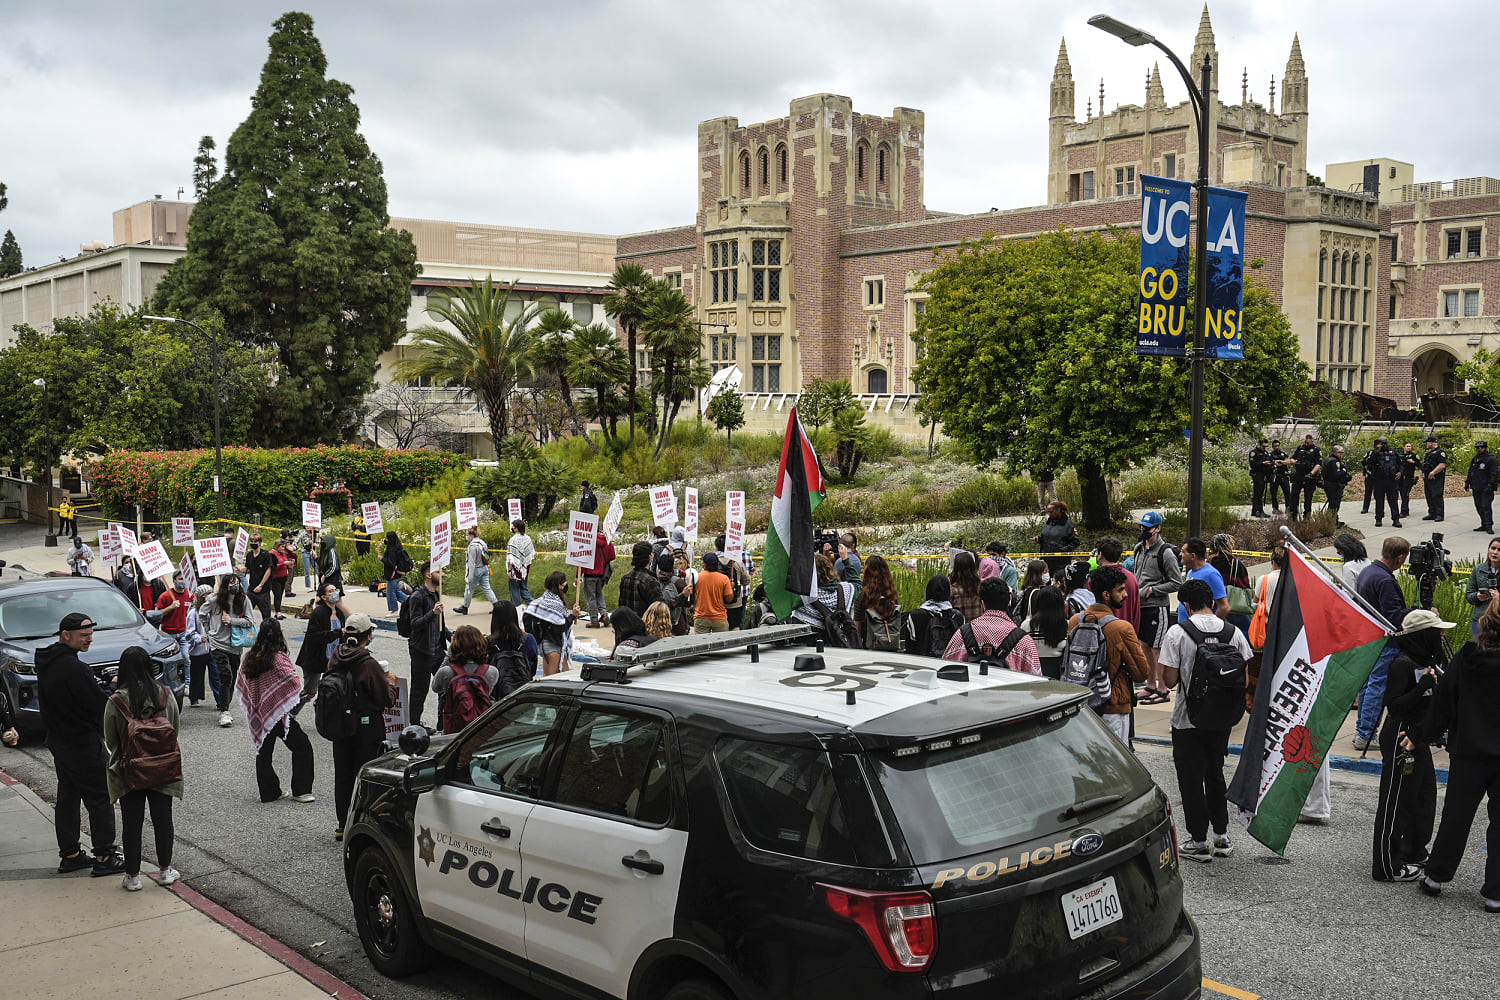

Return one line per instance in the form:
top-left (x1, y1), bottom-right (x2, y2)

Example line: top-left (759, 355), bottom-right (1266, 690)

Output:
top-left (1089, 13), bottom-right (1212, 541)
top-left (33, 377), bottom-right (56, 546)
top-left (145, 315), bottom-right (223, 521)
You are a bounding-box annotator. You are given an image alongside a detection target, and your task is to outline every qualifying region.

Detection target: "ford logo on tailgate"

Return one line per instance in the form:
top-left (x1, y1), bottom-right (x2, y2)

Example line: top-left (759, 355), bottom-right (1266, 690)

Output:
top-left (1070, 832), bottom-right (1105, 857)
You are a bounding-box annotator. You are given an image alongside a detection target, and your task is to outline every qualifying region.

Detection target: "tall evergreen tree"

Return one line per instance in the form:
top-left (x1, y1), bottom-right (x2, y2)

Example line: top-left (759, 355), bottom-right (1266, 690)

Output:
top-left (192, 136), bottom-right (218, 198)
top-left (0, 230), bottom-right (21, 278)
top-left (152, 12), bottom-right (418, 445)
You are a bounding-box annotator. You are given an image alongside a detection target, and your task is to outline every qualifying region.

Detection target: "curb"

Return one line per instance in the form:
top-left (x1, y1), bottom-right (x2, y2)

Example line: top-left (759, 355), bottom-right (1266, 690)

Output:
top-left (1133, 734), bottom-right (1449, 784)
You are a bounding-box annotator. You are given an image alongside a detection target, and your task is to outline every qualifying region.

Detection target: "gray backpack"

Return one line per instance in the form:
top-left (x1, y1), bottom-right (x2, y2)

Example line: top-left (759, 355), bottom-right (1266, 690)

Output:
top-left (1060, 613), bottom-right (1116, 712)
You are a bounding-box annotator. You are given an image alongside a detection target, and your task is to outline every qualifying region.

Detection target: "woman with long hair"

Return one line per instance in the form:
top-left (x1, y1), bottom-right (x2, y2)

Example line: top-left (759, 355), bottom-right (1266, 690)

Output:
top-left (327, 615), bottom-right (393, 841)
top-left (487, 601), bottom-right (538, 697)
top-left (1014, 559), bottom-right (1052, 621)
top-left (1209, 533), bottom-right (1252, 638)
top-left (104, 646), bottom-right (181, 891)
top-left (431, 625), bottom-right (500, 733)
top-left (269, 538), bottom-right (293, 619)
top-left (609, 607), bottom-right (656, 655)
top-left (1464, 536), bottom-right (1500, 640)
top-left (381, 531), bottom-right (412, 614)
top-left (523, 571), bottom-right (579, 676)
top-left (206, 574), bottom-right (254, 729)
top-left (791, 553), bottom-right (859, 644)
top-left (855, 555), bottom-right (900, 621)
top-left (1335, 534), bottom-right (1371, 591)
top-left (643, 601), bottom-right (674, 640)
top-left (235, 619), bottom-right (314, 803)
top-left (949, 551), bottom-right (984, 623)
top-left (1021, 586), bottom-right (1070, 680)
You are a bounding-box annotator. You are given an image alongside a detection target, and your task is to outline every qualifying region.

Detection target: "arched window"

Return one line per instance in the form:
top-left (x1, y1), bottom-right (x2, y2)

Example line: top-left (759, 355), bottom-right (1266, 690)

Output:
top-left (759, 148), bottom-right (769, 191)
top-left (740, 152), bottom-right (751, 195)
top-left (876, 145), bottom-right (889, 190)
top-left (856, 141), bottom-right (868, 183)
top-left (1364, 254), bottom-right (1373, 286)
top-left (777, 144), bottom-right (788, 187)
top-left (867, 368), bottom-right (888, 394)
top-left (1317, 251), bottom-right (1325, 283)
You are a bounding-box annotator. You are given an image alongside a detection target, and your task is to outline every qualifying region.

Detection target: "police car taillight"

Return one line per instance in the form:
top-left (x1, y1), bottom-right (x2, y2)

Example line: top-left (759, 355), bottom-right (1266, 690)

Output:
top-left (818, 884), bottom-right (936, 972)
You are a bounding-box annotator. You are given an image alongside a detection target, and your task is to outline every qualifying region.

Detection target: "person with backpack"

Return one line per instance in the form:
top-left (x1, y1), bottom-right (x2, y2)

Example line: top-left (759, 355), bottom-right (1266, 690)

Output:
top-left (580, 527), bottom-right (616, 628)
top-left (326, 614), bottom-right (394, 841)
top-left (235, 619), bottom-right (315, 804)
top-left (297, 582), bottom-right (344, 702)
top-left (579, 480), bottom-right (599, 515)
top-left (943, 578), bottom-right (1041, 674)
top-left (403, 561), bottom-right (448, 727)
top-left (1133, 512), bottom-right (1181, 706)
top-left (792, 553), bottom-right (861, 647)
top-left (1092, 537), bottom-right (1140, 634)
top-left (456, 526), bottom-right (498, 616)
top-left (432, 625), bottom-right (499, 734)
top-left (691, 552), bottom-right (735, 634)
top-left (1289, 434), bottom-right (1323, 521)
top-left (657, 552), bottom-right (691, 635)
top-left (855, 555), bottom-right (902, 652)
top-left (381, 531), bottom-right (413, 614)
top-left (1065, 565), bottom-right (1149, 744)
top-left (903, 574), bottom-right (965, 658)
top-left (618, 542), bottom-right (664, 618)
top-left (948, 551), bottom-right (985, 623)
top-left (608, 607), bottom-right (658, 656)
top-left (525, 571), bottom-right (580, 675)
top-left (1159, 578), bottom-right (1254, 863)
top-left (206, 574), bottom-right (255, 729)
top-left (505, 520), bottom-right (536, 606)
top-left (1020, 585), bottom-right (1070, 679)
top-left (488, 601), bottom-right (538, 698)
top-left (714, 534), bottom-right (752, 629)
top-left (104, 645), bottom-right (182, 892)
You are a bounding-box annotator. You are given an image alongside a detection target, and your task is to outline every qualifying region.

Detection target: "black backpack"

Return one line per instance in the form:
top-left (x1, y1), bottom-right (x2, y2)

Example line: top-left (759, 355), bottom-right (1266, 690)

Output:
top-left (863, 607), bottom-right (903, 652)
top-left (580, 487), bottom-right (598, 514)
top-left (905, 606), bottom-right (964, 658)
top-left (958, 621), bottom-right (1027, 671)
top-left (314, 669), bottom-right (357, 740)
top-left (490, 639), bottom-right (533, 698)
top-left (396, 595), bottom-right (414, 638)
top-left (812, 587), bottom-right (863, 649)
top-left (1181, 619), bottom-right (1248, 730)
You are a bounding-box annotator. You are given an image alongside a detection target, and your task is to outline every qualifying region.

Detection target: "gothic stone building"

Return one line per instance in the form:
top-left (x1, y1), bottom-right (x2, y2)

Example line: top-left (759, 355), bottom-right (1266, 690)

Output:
top-left (615, 5), bottom-right (1405, 429)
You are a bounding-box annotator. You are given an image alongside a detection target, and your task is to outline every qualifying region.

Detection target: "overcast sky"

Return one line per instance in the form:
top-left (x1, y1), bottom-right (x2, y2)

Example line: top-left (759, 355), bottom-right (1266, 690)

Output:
top-left (3, 0), bottom-right (1495, 266)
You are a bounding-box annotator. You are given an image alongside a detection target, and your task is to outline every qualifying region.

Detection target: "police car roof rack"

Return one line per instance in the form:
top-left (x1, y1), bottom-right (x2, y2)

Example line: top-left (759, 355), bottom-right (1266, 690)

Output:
top-left (580, 624), bottom-right (816, 684)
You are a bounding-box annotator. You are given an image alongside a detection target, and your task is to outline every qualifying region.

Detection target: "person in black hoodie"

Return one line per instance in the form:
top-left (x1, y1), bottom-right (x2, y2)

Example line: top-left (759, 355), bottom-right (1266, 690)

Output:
top-left (36, 612), bottom-right (125, 876)
top-left (1371, 610), bottom-right (1453, 882)
top-left (327, 614), bottom-right (394, 841)
top-left (608, 607), bottom-right (657, 656)
top-left (296, 583), bottom-right (343, 700)
top-left (1414, 601), bottom-right (1500, 910)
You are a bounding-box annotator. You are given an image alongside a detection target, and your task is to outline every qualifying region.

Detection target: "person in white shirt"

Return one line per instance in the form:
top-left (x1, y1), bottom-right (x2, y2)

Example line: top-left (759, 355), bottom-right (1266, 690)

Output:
top-left (455, 527), bottom-right (496, 615)
top-left (1159, 578), bottom-right (1254, 863)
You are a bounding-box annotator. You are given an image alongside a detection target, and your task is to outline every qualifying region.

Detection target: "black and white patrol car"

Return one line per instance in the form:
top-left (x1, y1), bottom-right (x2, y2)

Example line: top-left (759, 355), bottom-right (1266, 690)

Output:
top-left (343, 625), bottom-right (1201, 1000)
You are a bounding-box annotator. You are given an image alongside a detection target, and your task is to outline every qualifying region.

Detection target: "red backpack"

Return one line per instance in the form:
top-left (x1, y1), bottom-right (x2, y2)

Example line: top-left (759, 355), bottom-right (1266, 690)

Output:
top-left (110, 687), bottom-right (183, 790)
top-left (440, 662), bottom-right (493, 734)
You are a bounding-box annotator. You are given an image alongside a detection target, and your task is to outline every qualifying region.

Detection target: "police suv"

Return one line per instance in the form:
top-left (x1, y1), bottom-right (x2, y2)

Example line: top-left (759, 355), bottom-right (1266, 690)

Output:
top-left (343, 625), bottom-right (1201, 1000)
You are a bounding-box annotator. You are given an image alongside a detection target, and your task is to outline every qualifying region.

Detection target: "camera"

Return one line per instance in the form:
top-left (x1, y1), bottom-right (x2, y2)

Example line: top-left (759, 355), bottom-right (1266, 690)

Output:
top-left (1407, 532), bottom-right (1452, 609)
top-left (813, 530), bottom-right (839, 555)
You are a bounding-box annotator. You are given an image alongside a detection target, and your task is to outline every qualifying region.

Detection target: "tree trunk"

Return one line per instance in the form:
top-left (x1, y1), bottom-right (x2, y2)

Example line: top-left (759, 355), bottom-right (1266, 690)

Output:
top-left (558, 374), bottom-right (598, 453)
top-left (655, 356), bottom-right (675, 457)
top-left (1078, 459), bottom-right (1113, 530)
top-left (626, 323), bottom-right (637, 445)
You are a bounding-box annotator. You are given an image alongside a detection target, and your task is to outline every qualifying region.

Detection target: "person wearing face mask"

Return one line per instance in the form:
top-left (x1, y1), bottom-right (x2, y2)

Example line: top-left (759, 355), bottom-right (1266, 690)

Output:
top-left (296, 582), bottom-right (345, 701)
top-left (154, 571), bottom-right (195, 665)
top-left (1011, 559), bottom-right (1053, 622)
top-left (245, 534), bottom-right (276, 622)
top-left (205, 575), bottom-right (254, 728)
top-left (1133, 511), bottom-right (1182, 706)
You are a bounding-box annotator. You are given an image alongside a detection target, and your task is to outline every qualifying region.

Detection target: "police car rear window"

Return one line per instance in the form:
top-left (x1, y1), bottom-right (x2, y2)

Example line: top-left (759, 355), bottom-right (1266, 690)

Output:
top-left (869, 710), bottom-right (1152, 865)
top-left (714, 739), bottom-right (856, 866)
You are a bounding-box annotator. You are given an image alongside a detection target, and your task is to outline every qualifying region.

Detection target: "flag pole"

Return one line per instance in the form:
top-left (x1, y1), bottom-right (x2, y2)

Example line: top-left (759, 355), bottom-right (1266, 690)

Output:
top-left (1278, 526), bottom-right (1396, 632)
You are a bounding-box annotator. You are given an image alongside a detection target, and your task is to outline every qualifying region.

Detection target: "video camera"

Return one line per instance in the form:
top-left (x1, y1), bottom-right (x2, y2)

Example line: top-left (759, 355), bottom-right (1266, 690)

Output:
top-left (813, 530), bottom-right (840, 556)
top-left (1408, 532), bottom-right (1452, 610)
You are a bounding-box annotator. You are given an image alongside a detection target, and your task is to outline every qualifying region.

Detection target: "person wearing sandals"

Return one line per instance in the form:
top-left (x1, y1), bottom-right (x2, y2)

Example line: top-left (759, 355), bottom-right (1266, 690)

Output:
top-left (104, 646), bottom-right (182, 891)
top-left (236, 620), bottom-right (315, 804)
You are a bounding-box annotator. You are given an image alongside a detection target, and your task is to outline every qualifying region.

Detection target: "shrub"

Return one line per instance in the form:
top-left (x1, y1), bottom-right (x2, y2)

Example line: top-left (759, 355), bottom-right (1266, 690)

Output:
top-left (945, 474), bottom-right (1037, 517)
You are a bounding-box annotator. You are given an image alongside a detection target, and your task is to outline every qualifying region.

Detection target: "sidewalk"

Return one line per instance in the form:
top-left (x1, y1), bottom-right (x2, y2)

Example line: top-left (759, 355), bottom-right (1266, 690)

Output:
top-left (0, 769), bottom-right (369, 1000)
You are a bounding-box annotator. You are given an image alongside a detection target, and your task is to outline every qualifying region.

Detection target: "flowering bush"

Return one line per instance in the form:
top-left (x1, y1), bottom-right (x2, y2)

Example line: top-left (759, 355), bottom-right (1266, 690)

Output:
top-left (91, 446), bottom-right (464, 522)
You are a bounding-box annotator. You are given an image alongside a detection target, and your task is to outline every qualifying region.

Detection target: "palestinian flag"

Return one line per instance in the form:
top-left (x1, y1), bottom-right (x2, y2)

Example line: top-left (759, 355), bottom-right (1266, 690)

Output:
top-left (763, 407), bottom-right (825, 623)
top-left (1226, 545), bottom-right (1390, 854)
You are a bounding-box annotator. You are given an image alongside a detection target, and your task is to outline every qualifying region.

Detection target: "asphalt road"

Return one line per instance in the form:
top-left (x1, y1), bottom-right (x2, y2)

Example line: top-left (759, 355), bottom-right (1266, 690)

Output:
top-left (2, 614), bottom-right (1494, 1000)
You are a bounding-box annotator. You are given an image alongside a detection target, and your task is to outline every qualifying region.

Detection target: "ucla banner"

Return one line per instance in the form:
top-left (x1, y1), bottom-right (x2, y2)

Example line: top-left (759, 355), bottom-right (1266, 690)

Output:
top-left (1204, 186), bottom-right (1247, 360)
top-left (1137, 174), bottom-right (1191, 357)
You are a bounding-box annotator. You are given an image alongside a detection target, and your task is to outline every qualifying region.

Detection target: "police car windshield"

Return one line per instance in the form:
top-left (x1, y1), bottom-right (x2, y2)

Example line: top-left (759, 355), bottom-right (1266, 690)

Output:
top-left (869, 709), bottom-right (1152, 866)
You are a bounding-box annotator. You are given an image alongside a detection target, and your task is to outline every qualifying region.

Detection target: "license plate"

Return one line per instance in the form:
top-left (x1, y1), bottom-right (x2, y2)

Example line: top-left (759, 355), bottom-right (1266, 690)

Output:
top-left (1061, 876), bottom-right (1123, 940)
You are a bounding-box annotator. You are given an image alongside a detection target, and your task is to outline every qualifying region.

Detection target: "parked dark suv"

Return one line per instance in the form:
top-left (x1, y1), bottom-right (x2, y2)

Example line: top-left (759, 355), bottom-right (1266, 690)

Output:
top-left (0, 577), bottom-right (187, 738)
top-left (343, 626), bottom-right (1200, 1000)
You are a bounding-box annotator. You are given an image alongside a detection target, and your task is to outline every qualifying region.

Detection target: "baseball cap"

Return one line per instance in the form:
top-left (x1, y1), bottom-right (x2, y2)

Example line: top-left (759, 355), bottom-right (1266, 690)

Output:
top-left (58, 612), bottom-right (95, 633)
top-left (1397, 609), bottom-right (1456, 634)
top-left (1425, 434), bottom-right (1438, 443)
top-left (343, 613), bottom-right (374, 636)
top-left (1479, 441), bottom-right (1490, 449)
top-left (1139, 511), bottom-right (1164, 528)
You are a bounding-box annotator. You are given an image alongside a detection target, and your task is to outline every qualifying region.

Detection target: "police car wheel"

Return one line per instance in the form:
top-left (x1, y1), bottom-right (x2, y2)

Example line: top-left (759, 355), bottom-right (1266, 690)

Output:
top-left (352, 848), bottom-right (432, 977)
top-left (662, 977), bottom-right (732, 1000)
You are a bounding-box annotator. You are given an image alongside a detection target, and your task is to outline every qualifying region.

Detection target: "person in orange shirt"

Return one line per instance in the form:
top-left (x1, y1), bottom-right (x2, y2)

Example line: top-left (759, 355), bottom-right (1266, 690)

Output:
top-left (691, 552), bottom-right (734, 633)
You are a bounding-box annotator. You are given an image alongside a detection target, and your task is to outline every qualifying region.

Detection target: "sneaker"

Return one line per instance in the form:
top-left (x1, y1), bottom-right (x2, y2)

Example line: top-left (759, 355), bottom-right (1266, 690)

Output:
top-left (121, 873), bottom-right (142, 892)
top-left (454, 606), bottom-right (468, 615)
top-left (1483, 896), bottom-right (1500, 914)
top-left (1180, 840), bottom-right (1213, 863)
top-left (1211, 834), bottom-right (1234, 858)
top-left (1419, 876), bottom-right (1442, 897)
top-left (218, 711), bottom-right (233, 728)
top-left (291, 793), bottom-right (316, 803)
top-left (1351, 734), bottom-right (1374, 751)
top-left (57, 852), bottom-right (94, 874)
top-left (91, 852), bottom-right (126, 876)
top-left (188, 699), bottom-right (200, 708)
top-left (1392, 865), bottom-right (1423, 882)
top-left (158, 867), bottom-right (181, 885)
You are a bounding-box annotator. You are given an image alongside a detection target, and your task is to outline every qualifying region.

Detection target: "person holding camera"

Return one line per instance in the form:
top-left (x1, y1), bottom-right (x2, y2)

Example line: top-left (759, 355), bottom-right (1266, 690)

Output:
top-left (1372, 610), bottom-right (1453, 882)
top-left (1466, 537), bottom-right (1500, 641)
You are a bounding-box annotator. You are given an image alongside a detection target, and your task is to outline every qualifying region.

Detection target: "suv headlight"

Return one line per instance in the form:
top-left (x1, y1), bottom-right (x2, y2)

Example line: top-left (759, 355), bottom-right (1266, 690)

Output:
top-left (2, 655), bottom-right (31, 675)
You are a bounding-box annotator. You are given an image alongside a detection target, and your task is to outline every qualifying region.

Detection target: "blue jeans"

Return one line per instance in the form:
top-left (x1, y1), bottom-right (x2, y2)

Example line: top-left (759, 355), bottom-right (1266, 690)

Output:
top-left (386, 580), bottom-right (409, 613)
top-left (1356, 644), bottom-right (1400, 740)
top-left (300, 552), bottom-right (315, 588)
top-left (509, 578), bottom-right (532, 606)
top-left (463, 568), bottom-right (497, 609)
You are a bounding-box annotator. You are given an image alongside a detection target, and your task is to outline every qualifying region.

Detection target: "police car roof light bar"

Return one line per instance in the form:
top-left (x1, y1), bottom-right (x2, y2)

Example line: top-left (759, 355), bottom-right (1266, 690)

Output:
top-left (583, 624), bottom-right (817, 682)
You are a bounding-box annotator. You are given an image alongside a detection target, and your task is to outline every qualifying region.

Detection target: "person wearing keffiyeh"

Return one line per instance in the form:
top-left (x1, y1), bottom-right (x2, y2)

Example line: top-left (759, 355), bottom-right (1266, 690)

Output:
top-left (523, 571), bottom-right (579, 676)
top-left (235, 620), bottom-right (315, 804)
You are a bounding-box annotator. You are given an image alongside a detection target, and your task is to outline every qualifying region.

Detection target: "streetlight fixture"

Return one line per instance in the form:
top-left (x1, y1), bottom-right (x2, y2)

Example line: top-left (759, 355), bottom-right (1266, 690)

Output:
top-left (145, 315), bottom-right (224, 521)
top-left (32, 377), bottom-right (57, 546)
top-left (1090, 12), bottom-right (1212, 540)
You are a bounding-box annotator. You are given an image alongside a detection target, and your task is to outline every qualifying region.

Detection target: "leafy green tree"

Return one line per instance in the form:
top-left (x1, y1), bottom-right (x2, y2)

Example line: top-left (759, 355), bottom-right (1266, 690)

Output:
top-left (192, 136), bottom-right (217, 198)
top-left (469, 434), bottom-right (578, 521)
top-left (913, 229), bottom-right (1306, 528)
top-left (603, 263), bottom-right (654, 445)
top-left (534, 307), bottom-right (593, 450)
top-left (393, 277), bottom-right (541, 454)
top-left (568, 322), bottom-right (630, 443)
top-left (797, 376), bottom-right (857, 431)
top-left (152, 12), bottom-right (419, 446)
top-left (0, 230), bottom-right (20, 278)
top-left (706, 390), bottom-right (745, 449)
top-left (642, 284), bottom-right (709, 455)
top-left (0, 181), bottom-right (7, 213)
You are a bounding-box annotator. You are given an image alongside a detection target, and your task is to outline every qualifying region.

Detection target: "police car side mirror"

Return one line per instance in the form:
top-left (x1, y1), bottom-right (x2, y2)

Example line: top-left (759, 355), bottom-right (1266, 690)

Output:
top-left (402, 757), bottom-right (439, 795)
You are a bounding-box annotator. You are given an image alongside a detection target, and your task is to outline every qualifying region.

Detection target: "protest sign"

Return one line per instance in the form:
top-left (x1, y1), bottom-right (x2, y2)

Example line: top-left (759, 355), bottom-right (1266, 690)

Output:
top-left (233, 527), bottom-right (249, 564)
top-left (101, 526), bottom-right (122, 563)
top-left (566, 512), bottom-right (600, 569)
top-left (179, 552), bottom-right (197, 593)
top-left (362, 501), bottom-right (384, 535)
top-left (302, 501), bottom-right (322, 530)
top-left (650, 485), bottom-right (678, 529)
top-left (507, 498), bottom-right (523, 524)
top-left (172, 517), bottom-right (195, 546)
top-left (684, 488), bottom-right (699, 543)
top-left (134, 540), bottom-right (174, 582)
top-left (117, 525), bottom-right (138, 559)
top-left (725, 490), bottom-right (745, 557)
top-left (455, 497), bottom-right (478, 530)
top-left (194, 536), bottom-right (233, 578)
top-left (430, 513), bottom-right (452, 568)
top-left (602, 492), bottom-right (624, 543)
top-left (383, 675), bottom-right (410, 740)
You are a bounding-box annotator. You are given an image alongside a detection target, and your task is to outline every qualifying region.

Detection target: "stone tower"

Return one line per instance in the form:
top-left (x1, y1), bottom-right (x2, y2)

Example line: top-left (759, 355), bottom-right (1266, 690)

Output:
top-left (1047, 40), bottom-right (1076, 207)
top-left (1281, 34), bottom-right (1308, 116)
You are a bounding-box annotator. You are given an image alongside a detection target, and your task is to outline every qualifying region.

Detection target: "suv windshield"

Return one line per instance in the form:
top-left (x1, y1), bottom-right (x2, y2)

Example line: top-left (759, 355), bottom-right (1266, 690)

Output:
top-left (0, 587), bottom-right (144, 641)
top-left (870, 708), bottom-right (1153, 865)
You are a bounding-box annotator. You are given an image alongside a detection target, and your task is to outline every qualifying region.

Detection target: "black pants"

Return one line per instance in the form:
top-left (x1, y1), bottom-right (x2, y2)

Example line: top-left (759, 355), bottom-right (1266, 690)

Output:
top-left (1362, 476), bottom-right (1374, 512)
top-left (409, 649), bottom-right (441, 727)
top-left (270, 577), bottom-right (286, 613)
top-left (1271, 478), bottom-right (1292, 512)
top-left (1291, 478), bottom-right (1317, 520)
top-left (119, 788), bottom-right (174, 877)
top-left (1372, 479), bottom-right (1401, 524)
top-left (1425, 477), bottom-right (1445, 520)
top-left (1475, 489), bottom-right (1495, 531)
top-left (1326, 485), bottom-right (1346, 520)
top-left (1398, 478), bottom-right (1416, 518)
top-left (332, 724), bottom-right (386, 829)
top-left (1372, 726), bottom-right (1436, 881)
top-left (250, 587), bottom-right (273, 622)
top-left (212, 649), bottom-right (240, 712)
top-left (1171, 726), bottom-right (1231, 842)
top-left (49, 739), bottom-right (116, 859)
top-left (1251, 475), bottom-right (1268, 516)
top-left (1423, 753), bottom-right (1500, 900)
top-left (257, 717), bottom-right (314, 802)
top-left (727, 604), bottom-right (745, 630)
top-left (187, 652), bottom-right (219, 704)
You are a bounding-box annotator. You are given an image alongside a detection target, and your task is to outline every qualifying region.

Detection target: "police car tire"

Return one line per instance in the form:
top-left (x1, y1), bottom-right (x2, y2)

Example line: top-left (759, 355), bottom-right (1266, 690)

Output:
top-left (662, 977), bottom-right (732, 1000)
top-left (352, 848), bottom-right (433, 977)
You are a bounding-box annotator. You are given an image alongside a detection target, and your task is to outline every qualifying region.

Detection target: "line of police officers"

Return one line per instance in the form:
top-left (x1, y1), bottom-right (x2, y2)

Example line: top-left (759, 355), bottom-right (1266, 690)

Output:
top-left (1249, 434), bottom-right (1498, 531)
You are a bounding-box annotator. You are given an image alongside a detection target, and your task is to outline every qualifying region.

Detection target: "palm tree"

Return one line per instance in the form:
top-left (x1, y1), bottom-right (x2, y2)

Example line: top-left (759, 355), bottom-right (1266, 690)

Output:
top-left (392, 276), bottom-right (542, 455)
top-left (534, 307), bottom-right (595, 451)
top-left (568, 322), bottom-right (630, 442)
top-left (642, 285), bottom-right (705, 456)
top-left (602, 263), bottom-right (654, 446)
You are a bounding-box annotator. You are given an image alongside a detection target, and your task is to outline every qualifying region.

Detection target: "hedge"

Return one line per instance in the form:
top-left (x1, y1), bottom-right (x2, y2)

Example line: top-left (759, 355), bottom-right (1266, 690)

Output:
top-left (91, 446), bottom-right (465, 522)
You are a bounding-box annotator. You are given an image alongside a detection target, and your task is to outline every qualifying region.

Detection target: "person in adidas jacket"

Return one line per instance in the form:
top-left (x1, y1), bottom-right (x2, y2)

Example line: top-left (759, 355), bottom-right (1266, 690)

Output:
top-left (1066, 565), bottom-right (1149, 744)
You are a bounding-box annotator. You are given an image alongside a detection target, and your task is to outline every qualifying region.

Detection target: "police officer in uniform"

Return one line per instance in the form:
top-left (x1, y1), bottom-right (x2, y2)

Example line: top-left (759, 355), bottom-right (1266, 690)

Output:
top-left (1322, 445), bottom-right (1353, 528)
top-left (1360, 444), bottom-right (1379, 515)
top-left (1464, 440), bottom-right (1498, 533)
top-left (1398, 441), bottom-right (1421, 520)
top-left (1290, 434), bottom-right (1322, 521)
top-left (1369, 437), bottom-right (1404, 528)
top-left (1270, 439), bottom-right (1294, 515)
top-left (1421, 435), bottom-right (1447, 522)
top-left (1248, 439), bottom-right (1274, 518)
